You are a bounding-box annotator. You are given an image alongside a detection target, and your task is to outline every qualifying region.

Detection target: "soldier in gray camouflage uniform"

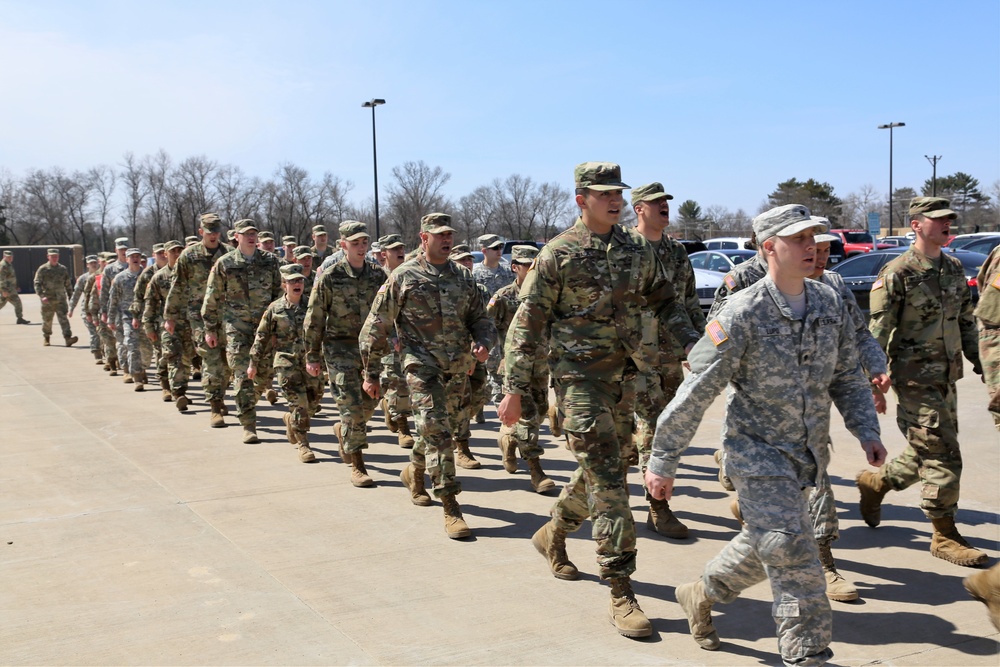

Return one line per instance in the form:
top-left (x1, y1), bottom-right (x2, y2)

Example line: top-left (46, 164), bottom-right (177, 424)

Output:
top-left (360, 213), bottom-right (497, 540)
top-left (473, 233), bottom-right (515, 405)
top-left (132, 243), bottom-right (166, 371)
top-left (108, 249), bottom-right (147, 387)
top-left (203, 219), bottom-right (283, 443)
top-left (304, 221), bottom-right (387, 487)
top-left (33, 249), bottom-right (78, 347)
top-left (376, 234), bottom-right (415, 448)
top-left (646, 205), bottom-right (885, 666)
top-left (0, 250), bottom-right (29, 324)
top-left (69, 255), bottom-right (100, 358)
top-left (858, 196), bottom-right (986, 568)
top-left (100, 239), bottom-right (129, 361)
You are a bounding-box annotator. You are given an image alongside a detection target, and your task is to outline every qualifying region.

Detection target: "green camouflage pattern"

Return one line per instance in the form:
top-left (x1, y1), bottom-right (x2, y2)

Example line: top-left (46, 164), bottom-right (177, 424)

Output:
top-left (0, 259), bottom-right (24, 319)
top-left (405, 366), bottom-right (469, 497)
top-left (33, 261), bottom-right (73, 338)
top-left (456, 283), bottom-right (491, 443)
top-left (99, 259), bottom-right (126, 317)
top-left (70, 270), bottom-right (99, 350)
top-left (975, 246), bottom-right (1000, 428)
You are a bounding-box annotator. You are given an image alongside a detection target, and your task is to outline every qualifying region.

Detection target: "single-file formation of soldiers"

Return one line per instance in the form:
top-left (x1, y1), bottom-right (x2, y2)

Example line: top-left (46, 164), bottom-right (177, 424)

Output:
top-left (12, 162), bottom-right (999, 666)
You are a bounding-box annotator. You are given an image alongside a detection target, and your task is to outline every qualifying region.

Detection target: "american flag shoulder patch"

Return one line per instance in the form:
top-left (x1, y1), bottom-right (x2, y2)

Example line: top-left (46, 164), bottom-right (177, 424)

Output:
top-left (706, 320), bottom-right (728, 346)
top-left (488, 297), bottom-right (496, 307)
top-left (872, 278), bottom-right (884, 290)
top-left (724, 274), bottom-right (736, 289)
top-left (377, 283), bottom-right (388, 294)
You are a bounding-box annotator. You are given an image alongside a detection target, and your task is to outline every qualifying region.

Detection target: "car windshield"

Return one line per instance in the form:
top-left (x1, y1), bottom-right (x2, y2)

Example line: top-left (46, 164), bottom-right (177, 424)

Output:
top-left (843, 232), bottom-right (874, 244)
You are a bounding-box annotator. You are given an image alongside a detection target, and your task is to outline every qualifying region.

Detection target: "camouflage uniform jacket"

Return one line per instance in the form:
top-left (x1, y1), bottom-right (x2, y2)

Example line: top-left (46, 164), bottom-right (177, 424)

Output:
top-left (974, 245), bottom-right (1000, 328)
top-left (33, 262), bottom-right (72, 301)
top-left (708, 252), bottom-right (767, 318)
top-left (163, 242), bottom-right (228, 325)
top-left (504, 217), bottom-right (694, 391)
top-left (869, 246), bottom-right (980, 384)
top-left (202, 248), bottom-right (283, 337)
top-left (0, 260), bottom-right (17, 293)
top-left (130, 263), bottom-right (160, 318)
top-left (107, 268), bottom-right (141, 327)
top-left (142, 265), bottom-right (174, 335)
top-left (312, 245), bottom-right (335, 263)
top-left (648, 276), bottom-right (880, 486)
top-left (819, 270), bottom-right (887, 377)
top-left (99, 259), bottom-right (127, 316)
top-left (304, 257), bottom-right (387, 368)
top-left (639, 235), bottom-right (706, 367)
top-left (82, 273), bottom-right (100, 319)
top-left (472, 261), bottom-right (515, 297)
top-left (487, 279), bottom-right (544, 369)
top-left (69, 271), bottom-right (92, 312)
top-left (251, 295), bottom-right (309, 370)
top-left (359, 254), bottom-right (497, 379)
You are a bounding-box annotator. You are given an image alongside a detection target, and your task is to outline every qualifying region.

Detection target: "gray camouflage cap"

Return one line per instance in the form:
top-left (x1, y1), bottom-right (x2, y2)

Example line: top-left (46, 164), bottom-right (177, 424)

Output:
top-left (126, 247), bottom-right (142, 257)
top-left (630, 182), bottom-right (673, 206)
top-left (909, 196), bottom-right (957, 220)
top-left (85, 254), bottom-right (98, 263)
top-left (152, 243), bottom-right (165, 253)
top-left (421, 212), bottom-right (455, 234)
top-left (510, 245), bottom-right (539, 263)
top-left (574, 162), bottom-right (629, 191)
top-left (47, 248), bottom-right (59, 255)
top-left (184, 236), bottom-right (199, 245)
top-left (752, 204), bottom-right (825, 243)
top-left (114, 237), bottom-right (129, 249)
top-left (234, 219), bottom-right (259, 234)
top-left (2, 250), bottom-right (11, 257)
top-left (282, 235), bottom-right (297, 245)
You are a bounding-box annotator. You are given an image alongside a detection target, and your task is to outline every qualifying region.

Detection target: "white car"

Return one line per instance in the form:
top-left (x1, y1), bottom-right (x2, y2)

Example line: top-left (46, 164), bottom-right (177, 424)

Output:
top-left (693, 268), bottom-right (723, 313)
top-left (704, 237), bottom-right (751, 251)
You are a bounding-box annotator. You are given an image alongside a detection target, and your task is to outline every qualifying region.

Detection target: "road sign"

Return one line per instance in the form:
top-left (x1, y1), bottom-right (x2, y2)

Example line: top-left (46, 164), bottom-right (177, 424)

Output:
top-left (867, 212), bottom-right (881, 237)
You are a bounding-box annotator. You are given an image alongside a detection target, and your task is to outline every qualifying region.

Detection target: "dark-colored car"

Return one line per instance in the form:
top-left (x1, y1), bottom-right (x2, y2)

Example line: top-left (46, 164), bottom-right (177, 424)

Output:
top-left (678, 240), bottom-right (707, 255)
top-left (831, 247), bottom-right (986, 313)
top-left (959, 235), bottom-right (1000, 256)
top-left (499, 240), bottom-right (544, 265)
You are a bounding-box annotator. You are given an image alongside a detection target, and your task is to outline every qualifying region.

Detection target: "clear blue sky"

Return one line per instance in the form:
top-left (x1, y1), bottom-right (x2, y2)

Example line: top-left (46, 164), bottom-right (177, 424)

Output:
top-left (2, 0), bottom-right (998, 214)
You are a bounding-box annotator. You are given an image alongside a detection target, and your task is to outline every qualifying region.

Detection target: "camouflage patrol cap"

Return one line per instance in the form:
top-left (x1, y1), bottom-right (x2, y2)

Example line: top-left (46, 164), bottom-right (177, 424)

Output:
top-left (152, 243), bottom-right (165, 253)
top-left (85, 254), bottom-right (98, 263)
top-left (510, 245), bottom-right (539, 263)
top-left (421, 212), bottom-right (455, 234)
top-left (450, 244), bottom-right (474, 261)
top-left (258, 230), bottom-right (274, 241)
top-left (339, 220), bottom-right (370, 241)
top-left (282, 235), bottom-right (297, 245)
top-left (126, 247), bottom-right (142, 257)
top-left (185, 236), bottom-right (199, 246)
top-left (909, 196), bottom-right (957, 220)
top-left (752, 204), bottom-right (823, 243)
top-left (199, 213), bottom-right (222, 231)
top-left (47, 248), bottom-right (59, 255)
top-left (163, 240), bottom-right (184, 251)
top-left (3, 250), bottom-right (11, 257)
top-left (233, 219), bottom-right (259, 234)
top-left (312, 224), bottom-right (328, 236)
top-left (280, 263), bottom-right (305, 280)
top-left (226, 230), bottom-right (236, 241)
top-left (574, 162), bottom-right (629, 191)
top-left (477, 233), bottom-right (504, 249)
top-left (630, 182), bottom-right (674, 206)
top-left (114, 237), bottom-right (129, 249)
top-left (814, 233), bottom-right (838, 244)
top-left (292, 245), bottom-right (314, 259)
top-left (379, 233), bottom-right (405, 249)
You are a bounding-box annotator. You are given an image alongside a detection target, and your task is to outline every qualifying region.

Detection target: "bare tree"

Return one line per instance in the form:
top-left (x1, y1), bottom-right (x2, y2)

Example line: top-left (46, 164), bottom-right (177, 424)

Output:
top-left (143, 149), bottom-right (173, 243)
top-left (120, 152), bottom-right (148, 246)
top-left (88, 164), bottom-right (118, 250)
top-left (384, 160), bottom-right (452, 245)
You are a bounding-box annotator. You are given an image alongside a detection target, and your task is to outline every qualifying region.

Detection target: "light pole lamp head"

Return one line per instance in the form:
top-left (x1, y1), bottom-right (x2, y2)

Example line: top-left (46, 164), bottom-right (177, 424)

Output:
top-left (362, 98), bottom-right (386, 108)
top-left (878, 122), bottom-right (905, 129)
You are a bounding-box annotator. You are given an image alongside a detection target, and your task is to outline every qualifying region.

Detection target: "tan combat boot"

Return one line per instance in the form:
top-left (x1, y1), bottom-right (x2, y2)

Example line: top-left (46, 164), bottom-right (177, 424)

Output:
top-left (527, 457), bottom-right (555, 494)
top-left (43, 335), bottom-right (50, 346)
top-left (382, 398), bottom-right (397, 433)
top-left (498, 431), bottom-right (518, 473)
top-left (103, 357), bottom-right (112, 371)
top-left (531, 521), bottom-right (579, 580)
top-left (396, 417), bottom-right (414, 449)
top-left (547, 404), bottom-right (562, 437)
top-left (930, 517), bottom-right (988, 567)
top-left (123, 372), bottom-right (134, 384)
top-left (818, 538), bottom-right (859, 602)
top-left (334, 422), bottom-right (349, 463)
top-left (350, 450), bottom-right (375, 487)
top-left (730, 497), bottom-right (744, 525)
top-left (160, 377), bottom-right (172, 401)
top-left (297, 434), bottom-right (316, 463)
top-left (93, 349), bottom-right (104, 364)
top-left (175, 394), bottom-right (190, 412)
top-left (133, 370), bottom-right (146, 392)
top-left (454, 439), bottom-right (480, 469)
top-left (441, 493), bottom-right (471, 539)
top-left (400, 464), bottom-right (432, 506)
top-left (608, 576), bottom-right (652, 638)
top-left (282, 413), bottom-right (296, 445)
top-left (647, 497), bottom-right (689, 539)
top-left (65, 335), bottom-right (78, 347)
top-left (676, 580), bottom-right (721, 650)
top-left (964, 565), bottom-right (1000, 631)
top-left (264, 388), bottom-right (278, 405)
top-left (241, 420), bottom-right (259, 444)
top-left (856, 469), bottom-right (890, 527)
top-left (209, 400), bottom-right (227, 428)
top-left (714, 449), bottom-right (735, 491)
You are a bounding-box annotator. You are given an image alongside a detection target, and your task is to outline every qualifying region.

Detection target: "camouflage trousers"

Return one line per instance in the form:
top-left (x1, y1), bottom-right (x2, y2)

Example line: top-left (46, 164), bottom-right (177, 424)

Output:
top-left (979, 325), bottom-right (1000, 429)
top-left (405, 365), bottom-right (468, 498)
top-left (98, 320), bottom-right (117, 363)
top-left (278, 364), bottom-right (324, 436)
top-left (380, 354), bottom-right (411, 420)
top-left (162, 321), bottom-right (195, 396)
top-left (0, 292), bottom-right (24, 318)
top-left (140, 330), bottom-right (156, 370)
top-left (82, 314), bottom-right (99, 352)
top-left (328, 363), bottom-right (378, 454)
top-left (709, 477), bottom-right (831, 666)
top-left (112, 321), bottom-right (127, 372)
top-left (40, 299), bottom-right (72, 338)
top-left (550, 376), bottom-right (637, 580)
top-left (456, 361), bottom-right (487, 442)
top-left (634, 360), bottom-right (683, 482)
top-left (223, 330), bottom-right (267, 425)
top-left (485, 345), bottom-right (504, 403)
top-left (193, 321), bottom-right (230, 403)
top-left (883, 382), bottom-right (961, 518)
top-left (120, 316), bottom-right (144, 376)
top-left (498, 358), bottom-right (548, 461)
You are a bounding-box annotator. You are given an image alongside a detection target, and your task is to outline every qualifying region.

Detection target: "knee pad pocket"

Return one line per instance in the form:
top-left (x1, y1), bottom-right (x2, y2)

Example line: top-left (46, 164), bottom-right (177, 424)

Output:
top-left (756, 529), bottom-right (814, 568)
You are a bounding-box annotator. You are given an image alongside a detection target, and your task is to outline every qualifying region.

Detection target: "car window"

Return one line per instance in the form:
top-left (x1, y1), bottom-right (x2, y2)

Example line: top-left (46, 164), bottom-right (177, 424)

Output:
top-left (965, 238), bottom-right (1000, 255)
top-left (843, 232), bottom-right (874, 244)
top-left (709, 254), bottom-right (730, 272)
top-left (836, 253), bottom-right (884, 277)
top-left (688, 254), bottom-right (705, 269)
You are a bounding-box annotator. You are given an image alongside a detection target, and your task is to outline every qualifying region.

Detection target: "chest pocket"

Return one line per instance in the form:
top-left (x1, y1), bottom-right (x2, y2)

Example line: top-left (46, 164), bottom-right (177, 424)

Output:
top-left (904, 276), bottom-right (941, 320)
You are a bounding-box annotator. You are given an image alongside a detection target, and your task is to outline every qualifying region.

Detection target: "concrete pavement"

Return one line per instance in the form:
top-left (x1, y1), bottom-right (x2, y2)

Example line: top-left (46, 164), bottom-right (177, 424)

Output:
top-left (1, 298), bottom-right (998, 666)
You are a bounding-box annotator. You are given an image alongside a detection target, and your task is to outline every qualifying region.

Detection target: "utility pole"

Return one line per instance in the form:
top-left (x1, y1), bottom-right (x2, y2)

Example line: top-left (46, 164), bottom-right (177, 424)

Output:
top-left (925, 155), bottom-right (942, 196)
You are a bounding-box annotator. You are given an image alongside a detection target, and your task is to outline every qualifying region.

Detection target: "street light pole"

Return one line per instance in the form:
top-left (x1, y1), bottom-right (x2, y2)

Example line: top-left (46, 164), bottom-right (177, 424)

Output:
top-left (362, 98), bottom-right (386, 238)
top-left (878, 122), bottom-right (905, 236)
top-left (925, 154), bottom-right (941, 196)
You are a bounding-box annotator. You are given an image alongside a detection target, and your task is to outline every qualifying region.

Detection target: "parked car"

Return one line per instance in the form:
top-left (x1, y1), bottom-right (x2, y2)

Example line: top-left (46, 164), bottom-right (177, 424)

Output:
top-left (500, 239), bottom-right (543, 265)
top-left (827, 229), bottom-right (893, 257)
top-left (960, 235), bottom-right (1000, 256)
top-left (678, 240), bottom-right (707, 255)
top-left (831, 247), bottom-right (986, 313)
top-left (693, 268), bottom-right (723, 313)
top-left (688, 249), bottom-right (757, 273)
top-left (878, 235), bottom-right (913, 248)
top-left (947, 233), bottom-right (999, 250)
top-left (704, 237), bottom-right (750, 251)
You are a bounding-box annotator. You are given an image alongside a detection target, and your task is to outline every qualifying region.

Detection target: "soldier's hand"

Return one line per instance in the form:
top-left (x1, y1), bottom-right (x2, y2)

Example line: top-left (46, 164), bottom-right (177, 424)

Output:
top-left (101, 313), bottom-right (107, 324)
top-left (363, 377), bottom-right (380, 399)
top-left (132, 317), bottom-right (140, 329)
top-left (205, 332), bottom-right (218, 348)
top-left (497, 393), bottom-right (521, 426)
top-left (146, 330), bottom-right (157, 342)
top-left (644, 470), bottom-right (674, 501)
top-left (164, 319), bottom-right (176, 334)
top-left (0, 291), bottom-right (8, 298)
top-left (68, 309), bottom-right (74, 318)
top-left (472, 343), bottom-right (489, 363)
top-left (306, 361), bottom-right (322, 377)
top-left (861, 440), bottom-right (887, 467)
top-left (247, 365), bottom-right (256, 380)
top-left (41, 296), bottom-right (49, 304)
top-left (871, 373), bottom-right (891, 393)
top-left (872, 390), bottom-right (887, 414)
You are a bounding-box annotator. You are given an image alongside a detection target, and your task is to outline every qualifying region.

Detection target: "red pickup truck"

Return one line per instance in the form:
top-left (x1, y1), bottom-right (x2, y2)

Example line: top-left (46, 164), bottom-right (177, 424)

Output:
top-left (828, 229), bottom-right (892, 258)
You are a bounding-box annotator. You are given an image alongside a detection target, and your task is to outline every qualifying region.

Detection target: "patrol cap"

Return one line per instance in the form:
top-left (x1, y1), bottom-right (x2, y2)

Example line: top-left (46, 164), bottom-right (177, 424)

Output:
top-left (282, 235), bottom-right (297, 245)
top-left (814, 233), bottom-right (838, 244)
top-left (312, 224), bottom-right (328, 236)
top-left (909, 196), bottom-right (957, 220)
top-left (370, 241), bottom-right (382, 252)
top-left (47, 248), bottom-right (59, 255)
top-left (510, 245), bottom-right (539, 264)
top-left (163, 240), bottom-right (184, 251)
top-left (3, 250), bottom-right (11, 257)
top-left (630, 182), bottom-right (674, 206)
top-left (339, 220), bottom-right (369, 241)
top-left (126, 247), bottom-right (142, 257)
top-left (226, 230), bottom-right (236, 241)
top-left (152, 243), bottom-right (165, 253)
top-left (85, 254), bottom-right (98, 263)
top-left (280, 263), bottom-right (306, 280)
top-left (574, 162), bottom-right (629, 191)
top-left (199, 213), bottom-right (222, 232)
top-left (752, 204), bottom-right (824, 243)
top-left (477, 233), bottom-right (504, 249)
top-left (233, 219), bottom-right (259, 234)
top-left (421, 212), bottom-right (455, 234)
top-left (185, 236), bottom-right (199, 246)
top-left (114, 237), bottom-right (129, 249)
top-left (379, 233), bottom-right (405, 249)
top-left (258, 230), bottom-right (274, 241)
top-left (450, 244), bottom-right (474, 261)
top-left (292, 245), bottom-right (314, 259)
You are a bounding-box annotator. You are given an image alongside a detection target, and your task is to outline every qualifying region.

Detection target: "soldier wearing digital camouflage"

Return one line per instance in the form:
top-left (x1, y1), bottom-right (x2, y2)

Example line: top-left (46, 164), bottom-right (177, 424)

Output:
top-left (202, 218), bottom-right (283, 443)
top-left (250, 263), bottom-right (322, 464)
top-left (107, 248), bottom-right (146, 387)
top-left (0, 250), bottom-right (29, 324)
top-left (82, 254), bottom-right (110, 367)
top-left (33, 249), bottom-right (77, 347)
top-left (69, 254), bottom-right (100, 357)
top-left (360, 212), bottom-right (497, 540)
top-left (630, 182), bottom-right (704, 540)
top-left (164, 214), bottom-right (230, 426)
top-left (646, 204), bottom-right (885, 666)
top-left (142, 241), bottom-right (184, 402)
top-left (499, 162), bottom-right (697, 639)
top-left (304, 221), bottom-right (387, 487)
top-left (100, 239), bottom-right (129, 357)
top-left (487, 243), bottom-right (556, 493)
top-left (473, 233), bottom-right (515, 404)
top-left (974, 244), bottom-right (1000, 428)
top-left (857, 196), bottom-right (987, 568)
top-left (374, 233), bottom-right (415, 448)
